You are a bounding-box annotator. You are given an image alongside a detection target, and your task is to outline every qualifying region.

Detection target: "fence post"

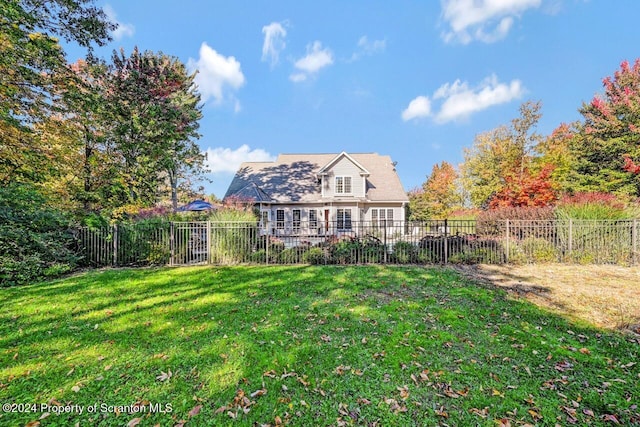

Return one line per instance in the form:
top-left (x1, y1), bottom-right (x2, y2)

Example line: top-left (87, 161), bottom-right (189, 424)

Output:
top-left (383, 222), bottom-right (388, 264)
top-left (444, 219), bottom-right (448, 264)
top-left (505, 219), bottom-right (510, 264)
top-left (169, 222), bottom-right (174, 266)
top-left (568, 219), bottom-right (573, 260)
top-left (112, 224), bottom-right (118, 266)
top-left (633, 219), bottom-right (638, 265)
top-left (265, 220), bottom-right (270, 265)
top-left (207, 221), bottom-right (212, 265)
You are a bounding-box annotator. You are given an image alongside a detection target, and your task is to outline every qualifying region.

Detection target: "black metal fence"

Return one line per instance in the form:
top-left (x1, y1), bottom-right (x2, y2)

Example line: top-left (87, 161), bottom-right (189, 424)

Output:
top-left (75, 219), bottom-right (640, 267)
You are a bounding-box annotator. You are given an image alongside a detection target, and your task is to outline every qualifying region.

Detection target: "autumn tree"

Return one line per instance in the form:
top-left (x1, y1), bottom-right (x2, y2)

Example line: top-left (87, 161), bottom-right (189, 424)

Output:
top-left (573, 59), bottom-right (640, 195)
top-left (107, 48), bottom-right (205, 210)
top-left (460, 101), bottom-right (555, 207)
top-left (0, 0), bottom-right (114, 185)
top-left (409, 161), bottom-right (462, 219)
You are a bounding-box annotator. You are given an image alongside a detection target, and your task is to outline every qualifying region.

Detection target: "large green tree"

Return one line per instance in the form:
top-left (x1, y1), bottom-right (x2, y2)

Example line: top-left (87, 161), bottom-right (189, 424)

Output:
top-left (107, 47), bottom-right (205, 210)
top-left (0, 0), bottom-right (114, 184)
top-left (572, 59), bottom-right (640, 196)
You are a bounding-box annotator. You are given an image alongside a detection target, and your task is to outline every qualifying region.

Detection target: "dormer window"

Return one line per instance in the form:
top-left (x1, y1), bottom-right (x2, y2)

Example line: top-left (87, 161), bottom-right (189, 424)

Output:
top-left (335, 176), bottom-right (352, 194)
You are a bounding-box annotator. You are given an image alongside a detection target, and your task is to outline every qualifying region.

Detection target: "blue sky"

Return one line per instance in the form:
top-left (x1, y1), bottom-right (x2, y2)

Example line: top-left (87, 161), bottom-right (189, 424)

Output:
top-left (67, 0), bottom-right (640, 198)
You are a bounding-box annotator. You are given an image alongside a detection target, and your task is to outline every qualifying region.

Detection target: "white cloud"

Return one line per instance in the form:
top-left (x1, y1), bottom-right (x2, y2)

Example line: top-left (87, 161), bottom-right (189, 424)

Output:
top-left (435, 74), bottom-right (524, 123)
top-left (289, 73), bottom-right (307, 83)
top-left (441, 0), bottom-right (541, 44)
top-left (262, 21), bottom-right (287, 67)
top-left (350, 36), bottom-right (387, 61)
top-left (103, 4), bottom-right (134, 40)
top-left (187, 43), bottom-right (245, 106)
top-left (401, 96), bottom-right (432, 121)
top-left (290, 41), bottom-right (333, 82)
top-left (205, 145), bottom-right (276, 174)
top-left (402, 74), bottom-right (524, 123)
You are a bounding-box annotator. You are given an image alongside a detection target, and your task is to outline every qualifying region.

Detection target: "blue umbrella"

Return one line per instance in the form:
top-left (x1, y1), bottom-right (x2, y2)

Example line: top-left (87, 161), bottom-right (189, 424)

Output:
top-left (177, 200), bottom-right (216, 212)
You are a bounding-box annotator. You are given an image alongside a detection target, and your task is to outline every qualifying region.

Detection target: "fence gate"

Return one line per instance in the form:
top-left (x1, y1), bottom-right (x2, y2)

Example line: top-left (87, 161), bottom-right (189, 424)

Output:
top-left (170, 222), bottom-right (210, 265)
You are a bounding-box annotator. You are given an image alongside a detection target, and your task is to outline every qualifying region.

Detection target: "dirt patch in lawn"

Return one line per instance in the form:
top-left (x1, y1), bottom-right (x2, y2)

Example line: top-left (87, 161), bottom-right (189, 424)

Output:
top-left (452, 264), bottom-right (640, 334)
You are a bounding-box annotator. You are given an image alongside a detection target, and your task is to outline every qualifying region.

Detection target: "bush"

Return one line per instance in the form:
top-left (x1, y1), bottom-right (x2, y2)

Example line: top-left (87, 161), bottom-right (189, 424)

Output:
top-left (519, 237), bottom-right (557, 262)
top-left (303, 247), bottom-right (326, 264)
top-left (392, 241), bottom-right (416, 264)
top-left (555, 192), bottom-right (629, 220)
top-left (0, 184), bottom-right (79, 286)
top-left (278, 247), bottom-right (307, 264)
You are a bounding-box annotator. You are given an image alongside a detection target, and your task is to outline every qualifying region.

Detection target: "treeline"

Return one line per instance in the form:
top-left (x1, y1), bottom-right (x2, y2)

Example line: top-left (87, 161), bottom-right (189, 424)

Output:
top-left (410, 61), bottom-right (640, 220)
top-left (1, 1), bottom-right (208, 285)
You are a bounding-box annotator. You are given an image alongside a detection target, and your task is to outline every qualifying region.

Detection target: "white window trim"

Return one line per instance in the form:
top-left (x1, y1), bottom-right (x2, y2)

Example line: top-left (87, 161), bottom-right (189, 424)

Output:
top-left (335, 176), bottom-right (352, 195)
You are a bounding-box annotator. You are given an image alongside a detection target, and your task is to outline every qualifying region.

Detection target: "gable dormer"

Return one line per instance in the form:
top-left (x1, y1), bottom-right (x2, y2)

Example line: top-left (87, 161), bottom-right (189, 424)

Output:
top-left (317, 152), bottom-right (370, 199)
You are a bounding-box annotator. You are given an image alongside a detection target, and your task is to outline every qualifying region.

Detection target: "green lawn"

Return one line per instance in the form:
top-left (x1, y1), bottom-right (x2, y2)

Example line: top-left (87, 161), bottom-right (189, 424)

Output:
top-left (0, 266), bottom-right (638, 426)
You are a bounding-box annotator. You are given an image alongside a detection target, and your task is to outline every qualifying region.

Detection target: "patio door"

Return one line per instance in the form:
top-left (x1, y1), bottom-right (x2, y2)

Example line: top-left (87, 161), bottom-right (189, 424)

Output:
top-left (324, 209), bottom-right (330, 232)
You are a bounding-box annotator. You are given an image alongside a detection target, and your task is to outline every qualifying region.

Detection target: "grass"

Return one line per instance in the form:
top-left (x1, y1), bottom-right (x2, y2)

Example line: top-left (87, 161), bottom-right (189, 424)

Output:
top-left (454, 264), bottom-right (640, 333)
top-left (0, 266), bottom-right (638, 426)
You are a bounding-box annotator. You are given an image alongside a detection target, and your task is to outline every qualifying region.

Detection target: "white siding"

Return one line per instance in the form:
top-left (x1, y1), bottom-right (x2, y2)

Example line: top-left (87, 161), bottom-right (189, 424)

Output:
top-left (325, 157), bottom-right (365, 197)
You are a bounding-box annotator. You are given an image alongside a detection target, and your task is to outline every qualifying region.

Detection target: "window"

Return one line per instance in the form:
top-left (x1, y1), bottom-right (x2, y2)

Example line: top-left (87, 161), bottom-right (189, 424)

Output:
top-left (335, 176), bottom-right (352, 194)
top-left (261, 211), bottom-right (269, 230)
top-left (293, 209), bottom-right (301, 232)
top-left (276, 209), bottom-right (284, 229)
top-left (309, 209), bottom-right (318, 228)
top-left (371, 208), bottom-right (394, 228)
top-left (337, 208), bottom-right (352, 230)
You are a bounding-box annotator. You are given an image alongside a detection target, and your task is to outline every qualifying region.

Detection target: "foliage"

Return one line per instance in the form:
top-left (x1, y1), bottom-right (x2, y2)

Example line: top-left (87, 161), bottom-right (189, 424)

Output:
top-left (519, 237), bottom-right (558, 262)
top-left (488, 164), bottom-right (557, 208)
top-left (535, 122), bottom-right (581, 194)
top-left (107, 47), bottom-right (205, 210)
top-left (555, 192), bottom-right (630, 220)
top-left (2, 266), bottom-right (638, 425)
top-left (573, 59), bottom-right (640, 196)
top-left (302, 247), bottom-right (326, 264)
top-left (0, 0), bottom-right (114, 185)
top-left (461, 101), bottom-right (546, 207)
top-left (391, 241), bottom-right (417, 264)
top-left (409, 161), bottom-right (462, 220)
top-left (0, 184), bottom-right (79, 286)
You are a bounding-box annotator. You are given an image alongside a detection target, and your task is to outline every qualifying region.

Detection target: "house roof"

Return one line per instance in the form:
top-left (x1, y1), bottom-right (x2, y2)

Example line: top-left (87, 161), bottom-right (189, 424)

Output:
top-left (223, 152), bottom-right (409, 203)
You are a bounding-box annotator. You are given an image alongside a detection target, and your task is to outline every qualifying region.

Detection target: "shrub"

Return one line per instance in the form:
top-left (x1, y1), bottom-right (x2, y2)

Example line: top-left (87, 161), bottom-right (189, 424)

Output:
top-left (555, 192), bottom-right (629, 220)
top-left (278, 247), bottom-right (306, 264)
top-left (0, 184), bottom-right (79, 286)
top-left (303, 247), bottom-right (326, 264)
top-left (519, 237), bottom-right (557, 262)
top-left (392, 241), bottom-right (416, 264)
top-left (329, 239), bottom-right (359, 264)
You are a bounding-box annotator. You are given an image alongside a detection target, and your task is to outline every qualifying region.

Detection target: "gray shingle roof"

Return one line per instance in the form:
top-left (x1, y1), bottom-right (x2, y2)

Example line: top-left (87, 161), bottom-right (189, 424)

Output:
top-left (224, 152), bottom-right (409, 203)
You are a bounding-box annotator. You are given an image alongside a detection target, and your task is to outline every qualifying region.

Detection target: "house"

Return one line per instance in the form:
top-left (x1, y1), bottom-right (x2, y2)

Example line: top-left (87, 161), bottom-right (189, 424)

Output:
top-left (223, 152), bottom-right (409, 236)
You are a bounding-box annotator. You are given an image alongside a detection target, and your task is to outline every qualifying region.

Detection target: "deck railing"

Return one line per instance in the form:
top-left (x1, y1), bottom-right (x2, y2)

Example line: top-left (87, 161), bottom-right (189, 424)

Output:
top-left (75, 219), bottom-right (640, 267)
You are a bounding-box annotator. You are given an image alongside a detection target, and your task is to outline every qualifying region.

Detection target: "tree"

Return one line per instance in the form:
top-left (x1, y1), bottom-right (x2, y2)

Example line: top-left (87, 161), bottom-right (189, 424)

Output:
top-left (575, 59), bottom-right (640, 195)
top-left (0, 0), bottom-right (114, 184)
top-left (488, 164), bottom-right (556, 208)
top-left (535, 122), bottom-right (580, 194)
top-left (107, 48), bottom-right (205, 210)
top-left (460, 101), bottom-right (547, 207)
top-left (409, 161), bottom-right (461, 219)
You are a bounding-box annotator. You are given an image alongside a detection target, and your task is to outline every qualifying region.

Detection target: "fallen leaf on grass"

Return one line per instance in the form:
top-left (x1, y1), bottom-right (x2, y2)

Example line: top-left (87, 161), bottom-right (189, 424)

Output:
top-left (156, 370), bottom-right (172, 382)
top-left (469, 407), bottom-right (489, 418)
top-left (434, 406), bottom-right (448, 418)
top-left (250, 389), bottom-right (267, 398)
top-left (126, 418), bottom-right (141, 427)
top-left (188, 405), bottom-right (202, 417)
